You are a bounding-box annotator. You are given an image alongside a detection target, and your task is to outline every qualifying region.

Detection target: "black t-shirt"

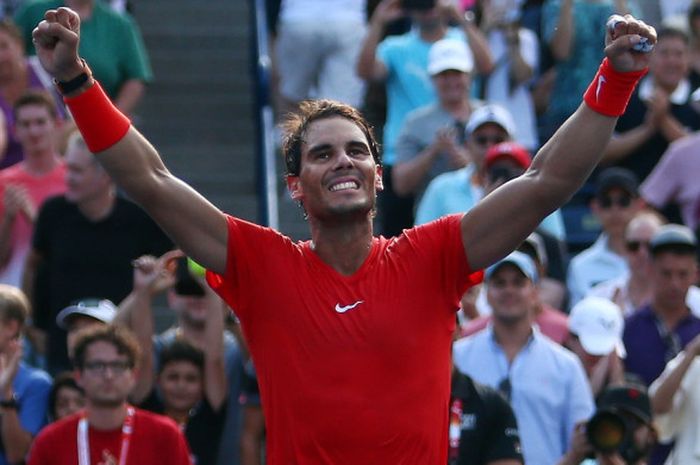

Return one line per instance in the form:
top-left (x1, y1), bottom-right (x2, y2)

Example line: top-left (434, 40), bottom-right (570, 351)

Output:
top-left (32, 195), bottom-right (172, 373)
top-left (613, 88), bottom-right (700, 183)
top-left (450, 372), bottom-right (524, 465)
top-left (141, 390), bottom-right (227, 465)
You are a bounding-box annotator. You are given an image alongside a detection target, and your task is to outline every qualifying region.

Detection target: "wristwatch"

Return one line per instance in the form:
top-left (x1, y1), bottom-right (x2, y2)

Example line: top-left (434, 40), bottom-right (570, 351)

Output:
top-left (54, 59), bottom-right (93, 95)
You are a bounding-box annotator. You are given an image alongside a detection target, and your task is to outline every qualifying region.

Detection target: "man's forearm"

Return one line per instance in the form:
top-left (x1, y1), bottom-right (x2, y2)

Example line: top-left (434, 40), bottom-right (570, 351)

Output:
top-left (0, 407), bottom-right (33, 464)
top-left (651, 352), bottom-right (694, 414)
top-left (356, 19), bottom-right (385, 81)
top-left (461, 18), bottom-right (493, 74)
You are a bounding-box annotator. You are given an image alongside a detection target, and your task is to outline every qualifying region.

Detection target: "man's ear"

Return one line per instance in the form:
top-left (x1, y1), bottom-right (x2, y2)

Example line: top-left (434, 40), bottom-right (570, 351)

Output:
top-left (287, 176), bottom-right (302, 200)
top-left (375, 166), bottom-right (384, 192)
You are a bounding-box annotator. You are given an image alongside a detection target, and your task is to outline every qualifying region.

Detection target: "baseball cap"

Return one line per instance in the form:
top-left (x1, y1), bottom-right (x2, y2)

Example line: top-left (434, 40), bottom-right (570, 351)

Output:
top-left (56, 298), bottom-right (117, 330)
top-left (427, 39), bottom-right (474, 76)
top-left (597, 384), bottom-right (652, 424)
top-left (465, 104), bottom-right (516, 137)
top-left (519, 232), bottom-right (547, 268)
top-left (649, 223), bottom-right (697, 253)
top-left (485, 251), bottom-right (538, 283)
top-left (595, 167), bottom-right (639, 197)
top-left (569, 297), bottom-right (625, 357)
top-left (484, 142), bottom-right (531, 170)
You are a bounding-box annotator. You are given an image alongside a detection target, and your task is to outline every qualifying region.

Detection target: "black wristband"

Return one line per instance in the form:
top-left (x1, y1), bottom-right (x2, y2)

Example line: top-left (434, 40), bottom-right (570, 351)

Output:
top-left (55, 59), bottom-right (92, 95)
top-left (0, 395), bottom-right (18, 410)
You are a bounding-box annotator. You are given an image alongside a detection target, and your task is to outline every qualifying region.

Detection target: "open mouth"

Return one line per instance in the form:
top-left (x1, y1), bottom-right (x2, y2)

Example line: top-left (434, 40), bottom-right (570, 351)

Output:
top-left (329, 181), bottom-right (359, 192)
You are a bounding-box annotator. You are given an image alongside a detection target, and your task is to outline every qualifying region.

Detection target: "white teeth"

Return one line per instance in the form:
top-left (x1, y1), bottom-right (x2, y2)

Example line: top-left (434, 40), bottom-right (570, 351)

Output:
top-left (329, 181), bottom-right (358, 192)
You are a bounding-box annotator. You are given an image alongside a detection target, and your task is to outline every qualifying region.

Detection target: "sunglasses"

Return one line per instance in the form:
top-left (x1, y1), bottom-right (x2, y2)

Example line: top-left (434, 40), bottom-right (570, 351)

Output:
top-left (498, 377), bottom-right (512, 401)
top-left (626, 240), bottom-right (650, 253)
top-left (597, 194), bottom-right (633, 209)
top-left (473, 135), bottom-right (506, 146)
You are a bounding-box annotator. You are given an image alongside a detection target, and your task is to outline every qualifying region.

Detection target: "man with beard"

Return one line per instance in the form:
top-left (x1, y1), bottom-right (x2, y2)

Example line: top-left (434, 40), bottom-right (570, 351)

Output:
top-left (31, 8), bottom-right (653, 464)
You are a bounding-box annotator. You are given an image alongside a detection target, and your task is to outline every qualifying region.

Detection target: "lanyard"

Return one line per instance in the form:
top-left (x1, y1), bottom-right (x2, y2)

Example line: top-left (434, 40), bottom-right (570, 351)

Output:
top-left (78, 406), bottom-right (135, 465)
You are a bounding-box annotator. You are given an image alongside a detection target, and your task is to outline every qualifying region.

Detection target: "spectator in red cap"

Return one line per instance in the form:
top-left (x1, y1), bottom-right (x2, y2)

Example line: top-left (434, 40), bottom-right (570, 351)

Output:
top-left (418, 136), bottom-right (566, 240)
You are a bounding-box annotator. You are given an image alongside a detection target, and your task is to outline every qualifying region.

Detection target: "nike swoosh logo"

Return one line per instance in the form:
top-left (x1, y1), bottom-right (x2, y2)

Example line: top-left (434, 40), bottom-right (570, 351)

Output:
top-left (596, 75), bottom-right (606, 102)
top-left (335, 300), bottom-right (364, 313)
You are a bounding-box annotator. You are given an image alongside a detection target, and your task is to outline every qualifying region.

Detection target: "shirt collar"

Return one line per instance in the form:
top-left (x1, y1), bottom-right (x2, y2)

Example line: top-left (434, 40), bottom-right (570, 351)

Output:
top-left (638, 76), bottom-right (692, 105)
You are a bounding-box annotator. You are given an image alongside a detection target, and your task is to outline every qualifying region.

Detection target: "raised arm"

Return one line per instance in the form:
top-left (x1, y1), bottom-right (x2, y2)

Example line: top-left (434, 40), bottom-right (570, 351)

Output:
top-left (356, 0), bottom-right (402, 81)
top-left (462, 15), bottom-right (656, 271)
top-left (32, 8), bottom-right (228, 274)
top-left (200, 279), bottom-right (228, 411)
top-left (120, 251), bottom-right (179, 403)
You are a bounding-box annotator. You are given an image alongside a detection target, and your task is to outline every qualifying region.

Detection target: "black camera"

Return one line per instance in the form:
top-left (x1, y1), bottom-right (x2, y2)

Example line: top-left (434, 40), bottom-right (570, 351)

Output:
top-left (586, 385), bottom-right (653, 464)
top-left (401, 0), bottom-right (435, 11)
top-left (174, 257), bottom-right (205, 297)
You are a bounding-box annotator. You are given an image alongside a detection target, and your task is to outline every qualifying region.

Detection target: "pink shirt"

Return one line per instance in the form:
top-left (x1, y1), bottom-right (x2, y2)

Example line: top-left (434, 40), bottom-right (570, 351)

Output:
top-left (0, 160), bottom-right (66, 286)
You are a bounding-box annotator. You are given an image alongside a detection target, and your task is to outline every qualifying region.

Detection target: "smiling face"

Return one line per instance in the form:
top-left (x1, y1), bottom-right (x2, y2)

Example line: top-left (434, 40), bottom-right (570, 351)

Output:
top-left (286, 117), bottom-right (383, 222)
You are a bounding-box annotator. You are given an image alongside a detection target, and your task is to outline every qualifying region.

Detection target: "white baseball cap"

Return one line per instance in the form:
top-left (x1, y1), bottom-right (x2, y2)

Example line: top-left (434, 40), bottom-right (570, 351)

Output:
top-left (569, 297), bottom-right (626, 357)
top-left (56, 299), bottom-right (117, 329)
top-left (427, 39), bottom-right (474, 76)
top-left (465, 103), bottom-right (517, 137)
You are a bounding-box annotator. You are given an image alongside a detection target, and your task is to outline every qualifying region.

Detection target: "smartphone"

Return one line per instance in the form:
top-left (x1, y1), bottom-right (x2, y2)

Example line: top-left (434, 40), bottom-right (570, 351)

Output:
top-left (174, 257), bottom-right (206, 296)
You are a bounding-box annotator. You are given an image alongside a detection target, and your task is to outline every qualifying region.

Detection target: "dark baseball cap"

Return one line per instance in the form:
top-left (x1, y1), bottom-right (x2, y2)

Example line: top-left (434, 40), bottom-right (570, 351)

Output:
top-left (597, 384), bottom-right (652, 424)
top-left (595, 167), bottom-right (639, 197)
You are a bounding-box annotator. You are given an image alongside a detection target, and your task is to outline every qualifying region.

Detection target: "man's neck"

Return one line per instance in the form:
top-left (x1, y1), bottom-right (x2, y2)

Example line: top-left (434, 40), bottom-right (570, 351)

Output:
top-left (653, 298), bottom-right (689, 330)
top-left (419, 24), bottom-right (447, 43)
top-left (441, 98), bottom-right (471, 120)
top-left (492, 317), bottom-right (533, 362)
top-left (86, 402), bottom-right (128, 431)
top-left (308, 216), bottom-right (374, 276)
top-left (606, 232), bottom-right (627, 256)
top-left (78, 190), bottom-right (116, 222)
top-left (65, 0), bottom-right (94, 19)
top-left (176, 322), bottom-right (207, 349)
top-left (22, 151), bottom-right (60, 175)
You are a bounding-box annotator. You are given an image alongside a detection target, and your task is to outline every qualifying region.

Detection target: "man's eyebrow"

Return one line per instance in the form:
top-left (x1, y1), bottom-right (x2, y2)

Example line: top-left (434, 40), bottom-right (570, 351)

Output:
top-left (307, 143), bottom-right (333, 154)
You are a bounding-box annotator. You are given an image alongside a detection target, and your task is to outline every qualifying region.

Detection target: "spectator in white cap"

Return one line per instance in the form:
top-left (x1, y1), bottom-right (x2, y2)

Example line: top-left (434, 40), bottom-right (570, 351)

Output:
top-left (565, 296), bottom-right (626, 397)
top-left (55, 298), bottom-right (116, 361)
top-left (415, 103), bottom-right (516, 226)
top-left (393, 38), bottom-right (478, 204)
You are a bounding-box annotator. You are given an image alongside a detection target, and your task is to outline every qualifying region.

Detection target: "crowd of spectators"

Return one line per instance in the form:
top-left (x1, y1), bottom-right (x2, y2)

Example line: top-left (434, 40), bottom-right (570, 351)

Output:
top-left (0, 0), bottom-right (699, 465)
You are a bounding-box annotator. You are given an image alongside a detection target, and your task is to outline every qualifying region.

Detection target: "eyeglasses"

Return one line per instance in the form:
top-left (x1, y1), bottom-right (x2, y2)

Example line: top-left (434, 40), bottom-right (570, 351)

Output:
top-left (597, 194), bottom-right (633, 209)
top-left (498, 377), bottom-right (512, 401)
top-left (626, 240), bottom-right (650, 253)
top-left (473, 135), bottom-right (506, 146)
top-left (83, 360), bottom-right (132, 375)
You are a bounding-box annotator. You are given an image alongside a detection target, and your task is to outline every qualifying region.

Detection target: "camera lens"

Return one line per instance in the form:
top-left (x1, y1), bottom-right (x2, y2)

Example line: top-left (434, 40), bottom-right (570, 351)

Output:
top-left (587, 411), bottom-right (627, 453)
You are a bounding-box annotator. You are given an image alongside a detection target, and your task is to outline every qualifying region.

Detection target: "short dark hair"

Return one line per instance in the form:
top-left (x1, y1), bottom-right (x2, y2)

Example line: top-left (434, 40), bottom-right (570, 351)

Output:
top-left (281, 99), bottom-right (381, 176)
top-left (48, 372), bottom-right (84, 420)
top-left (13, 90), bottom-right (59, 120)
top-left (657, 26), bottom-right (689, 45)
top-left (158, 338), bottom-right (204, 374)
top-left (72, 325), bottom-right (141, 371)
top-left (651, 243), bottom-right (697, 258)
top-left (0, 285), bottom-right (28, 327)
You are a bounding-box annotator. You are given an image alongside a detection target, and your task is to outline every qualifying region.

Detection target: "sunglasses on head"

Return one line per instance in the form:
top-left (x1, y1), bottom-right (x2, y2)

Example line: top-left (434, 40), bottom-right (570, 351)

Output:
top-left (597, 193), bottom-right (633, 209)
top-left (626, 240), bottom-right (650, 253)
top-left (473, 135), bottom-right (506, 146)
top-left (498, 377), bottom-right (512, 401)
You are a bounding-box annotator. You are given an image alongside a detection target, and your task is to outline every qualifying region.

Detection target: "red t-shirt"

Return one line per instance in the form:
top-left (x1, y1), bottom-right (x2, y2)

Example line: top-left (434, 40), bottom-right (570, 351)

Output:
top-left (27, 408), bottom-right (192, 465)
top-left (206, 214), bottom-right (483, 465)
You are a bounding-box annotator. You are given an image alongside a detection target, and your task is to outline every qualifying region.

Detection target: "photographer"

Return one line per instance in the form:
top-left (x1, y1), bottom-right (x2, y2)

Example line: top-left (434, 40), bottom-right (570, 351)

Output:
top-left (558, 384), bottom-right (657, 465)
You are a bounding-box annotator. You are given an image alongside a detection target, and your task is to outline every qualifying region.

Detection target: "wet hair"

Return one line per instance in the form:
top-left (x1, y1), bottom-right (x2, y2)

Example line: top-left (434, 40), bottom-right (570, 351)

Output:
top-left (48, 372), bottom-right (84, 420)
top-left (12, 89), bottom-right (59, 120)
top-left (281, 99), bottom-right (381, 176)
top-left (0, 19), bottom-right (23, 47)
top-left (0, 285), bottom-right (28, 326)
top-left (158, 338), bottom-right (204, 374)
top-left (72, 325), bottom-right (141, 371)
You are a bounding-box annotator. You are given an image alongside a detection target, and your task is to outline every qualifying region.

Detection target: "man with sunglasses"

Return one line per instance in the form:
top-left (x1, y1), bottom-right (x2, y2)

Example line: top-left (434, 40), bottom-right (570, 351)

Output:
top-left (454, 251), bottom-right (594, 465)
top-left (567, 167), bottom-right (644, 307)
top-left (417, 124), bottom-right (567, 240)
